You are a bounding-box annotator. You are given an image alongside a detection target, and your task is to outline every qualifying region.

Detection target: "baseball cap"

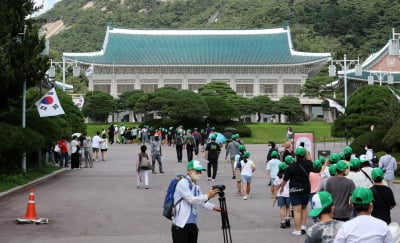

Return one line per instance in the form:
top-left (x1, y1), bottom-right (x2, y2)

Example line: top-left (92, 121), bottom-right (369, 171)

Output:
top-left (349, 158), bottom-right (360, 169)
top-left (308, 191), bottom-right (334, 217)
top-left (352, 187), bottom-right (374, 204)
top-left (371, 168), bottom-right (384, 181)
top-left (343, 146), bottom-right (353, 155)
top-left (329, 153), bottom-right (339, 164)
top-left (271, 151), bottom-right (279, 157)
top-left (187, 160), bottom-right (206, 171)
top-left (313, 160), bottom-right (322, 169)
top-left (244, 151), bottom-right (251, 158)
top-left (238, 145), bottom-right (246, 151)
top-left (318, 156), bottom-right (326, 163)
top-left (295, 147), bottom-right (306, 156)
top-left (328, 164), bottom-right (337, 175)
top-left (336, 161), bottom-right (348, 172)
top-left (211, 134), bottom-right (217, 140)
top-left (278, 162), bottom-right (288, 170)
top-left (284, 155), bottom-right (294, 164)
top-left (359, 154), bottom-right (370, 163)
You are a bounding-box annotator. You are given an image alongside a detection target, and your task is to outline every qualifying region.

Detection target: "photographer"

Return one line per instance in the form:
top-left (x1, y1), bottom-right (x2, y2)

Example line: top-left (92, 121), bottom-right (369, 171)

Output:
top-left (172, 160), bottom-right (221, 243)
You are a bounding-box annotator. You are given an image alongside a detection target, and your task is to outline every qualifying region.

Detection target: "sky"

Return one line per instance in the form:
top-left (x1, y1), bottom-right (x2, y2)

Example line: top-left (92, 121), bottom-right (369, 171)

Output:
top-left (33, 0), bottom-right (62, 16)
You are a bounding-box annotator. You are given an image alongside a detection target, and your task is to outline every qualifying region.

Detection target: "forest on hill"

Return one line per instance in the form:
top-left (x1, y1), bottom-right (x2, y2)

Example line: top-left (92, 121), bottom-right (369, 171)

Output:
top-left (39, 0), bottom-right (400, 61)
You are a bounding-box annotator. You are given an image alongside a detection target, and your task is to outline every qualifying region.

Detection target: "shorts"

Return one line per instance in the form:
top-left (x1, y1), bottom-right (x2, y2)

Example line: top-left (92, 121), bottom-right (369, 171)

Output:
top-left (277, 196), bottom-right (291, 207)
top-left (241, 175), bottom-right (252, 183)
top-left (290, 193), bottom-right (310, 207)
top-left (235, 169), bottom-right (241, 182)
top-left (101, 149), bottom-right (108, 152)
top-left (92, 148), bottom-right (99, 153)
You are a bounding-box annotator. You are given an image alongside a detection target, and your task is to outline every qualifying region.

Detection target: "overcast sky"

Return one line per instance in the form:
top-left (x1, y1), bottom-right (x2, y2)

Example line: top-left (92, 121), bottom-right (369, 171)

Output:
top-left (33, 0), bottom-right (62, 16)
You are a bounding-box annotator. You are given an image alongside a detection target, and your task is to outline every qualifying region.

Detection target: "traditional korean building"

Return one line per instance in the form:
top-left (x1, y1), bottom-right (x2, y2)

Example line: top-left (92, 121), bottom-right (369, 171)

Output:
top-left (63, 24), bottom-right (331, 121)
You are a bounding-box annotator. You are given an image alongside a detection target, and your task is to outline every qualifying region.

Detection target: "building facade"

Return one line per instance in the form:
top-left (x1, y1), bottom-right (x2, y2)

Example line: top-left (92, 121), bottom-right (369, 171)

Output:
top-left (64, 25), bottom-right (331, 122)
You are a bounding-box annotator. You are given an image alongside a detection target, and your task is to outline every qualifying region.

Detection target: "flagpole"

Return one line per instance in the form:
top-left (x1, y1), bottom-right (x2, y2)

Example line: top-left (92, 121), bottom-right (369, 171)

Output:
top-left (22, 80), bottom-right (27, 172)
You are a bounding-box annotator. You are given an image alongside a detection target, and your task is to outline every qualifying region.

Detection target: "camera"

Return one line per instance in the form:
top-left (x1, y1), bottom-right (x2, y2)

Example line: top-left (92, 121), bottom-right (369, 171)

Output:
top-left (212, 185), bottom-right (226, 197)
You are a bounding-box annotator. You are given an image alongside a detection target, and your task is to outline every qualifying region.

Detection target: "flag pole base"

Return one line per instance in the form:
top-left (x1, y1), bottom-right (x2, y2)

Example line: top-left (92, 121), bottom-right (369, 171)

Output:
top-left (16, 218), bottom-right (49, 224)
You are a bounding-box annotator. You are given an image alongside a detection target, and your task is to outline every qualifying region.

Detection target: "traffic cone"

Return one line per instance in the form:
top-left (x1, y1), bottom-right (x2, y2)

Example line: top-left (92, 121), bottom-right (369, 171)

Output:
top-left (22, 188), bottom-right (39, 220)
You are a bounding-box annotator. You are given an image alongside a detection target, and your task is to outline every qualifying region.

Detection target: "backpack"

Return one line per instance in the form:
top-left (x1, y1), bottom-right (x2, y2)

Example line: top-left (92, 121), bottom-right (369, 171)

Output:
top-left (372, 152), bottom-right (379, 166)
top-left (139, 153), bottom-right (151, 170)
top-left (163, 175), bottom-right (192, 220)
top-left (175, 135), bottom-right (183, 146)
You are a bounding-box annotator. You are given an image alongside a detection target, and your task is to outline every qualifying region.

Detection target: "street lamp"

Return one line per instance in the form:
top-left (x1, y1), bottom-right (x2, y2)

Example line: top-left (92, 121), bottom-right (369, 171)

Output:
top-left (328, 54), bottom-right (362, 107)
top-left (367, 68), bottom-right (394, 86)
top-left (48, 58), bottom-right (81, 91)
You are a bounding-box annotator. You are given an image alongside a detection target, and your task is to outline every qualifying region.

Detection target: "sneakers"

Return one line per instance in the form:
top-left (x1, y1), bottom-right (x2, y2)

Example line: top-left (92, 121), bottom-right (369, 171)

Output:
top-left (292, 231), bottom-right (301, 236)
top-left (211, 179), bottom-right (215, 181)
top-left (280, 222), bottom-right (286, 229)
top-left (232, 175), bottom-right (236, 179)
top-left (152, 171), bottom-right (157, 174)
top-left (243, 195), bottom-right (248, 200)
top-left (285, 219), bottom-right (291, 227)
top-left (301, 226), bottom-right (307, 235)
top-left (208, 178), bottom-right (212, 181)
top-left (160, 171), bottom-right (164, 173)
top-left (236, 191), bottom-right (241, 196)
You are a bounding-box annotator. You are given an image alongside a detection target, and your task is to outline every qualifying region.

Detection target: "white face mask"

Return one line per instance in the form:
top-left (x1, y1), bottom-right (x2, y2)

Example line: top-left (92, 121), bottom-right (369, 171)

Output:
top-left (190, 172), bottom-right (201, 181)
top-left (365, 147), bottom-right (368, 150)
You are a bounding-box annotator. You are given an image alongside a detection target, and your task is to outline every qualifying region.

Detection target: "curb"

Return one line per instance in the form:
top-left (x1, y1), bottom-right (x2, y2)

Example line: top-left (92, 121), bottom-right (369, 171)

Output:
top-left (0, 168), bottom-right (69, 199)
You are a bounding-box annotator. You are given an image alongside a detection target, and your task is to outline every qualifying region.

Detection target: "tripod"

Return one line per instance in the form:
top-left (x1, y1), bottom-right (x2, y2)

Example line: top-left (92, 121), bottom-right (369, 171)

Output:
top-left (217, 191), bottom-right (233, 243)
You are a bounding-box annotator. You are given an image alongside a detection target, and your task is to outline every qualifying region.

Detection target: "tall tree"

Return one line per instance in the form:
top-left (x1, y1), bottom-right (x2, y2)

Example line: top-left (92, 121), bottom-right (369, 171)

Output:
top-left (275, 96), bottom-right (304, 122)
top-left (82, 91), bottom-right (117, 122)
top-left (252, 96), bottom-right (275, 122)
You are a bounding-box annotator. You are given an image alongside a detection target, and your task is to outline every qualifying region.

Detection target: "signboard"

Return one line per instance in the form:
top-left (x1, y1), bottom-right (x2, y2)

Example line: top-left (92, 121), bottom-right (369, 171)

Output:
top-left (293, 132), bottom-right (315, 161)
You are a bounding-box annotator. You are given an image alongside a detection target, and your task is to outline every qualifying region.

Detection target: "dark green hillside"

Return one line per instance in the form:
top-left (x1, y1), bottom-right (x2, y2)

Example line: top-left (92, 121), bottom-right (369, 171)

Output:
top-left (40, 0), bottom-right (400, 60)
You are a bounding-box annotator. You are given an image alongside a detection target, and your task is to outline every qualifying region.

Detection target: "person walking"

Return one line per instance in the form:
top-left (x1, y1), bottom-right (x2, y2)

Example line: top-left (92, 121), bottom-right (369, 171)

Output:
top-left (279, 147), bottom-right (313, 236)
top-left (151, 135), bottom-right (164, 174)
top-left (225, 134), bottom-right (240, 179)
top-left (184, 129), bottom-right (196, 162)
top-left (371, 168), bottom-right (396, 225)
top-left (100, 134), bottom-right (108, 161)
top-left (58, 138), bottom-right (69, 168)
top-left (70, 135), bottom-right (81, 169)
top-left (266, 151), bottom-right (281, 197)
top-left (306, 191), bottom-right (343, 243)
top-left (171, 160), bottom-right (221, 243)
top-left (233, 144), bottom-right (246, 196)
top-left (240, 151), bottom-right (256, 200)
top-left (274, 162), bottom-right (291, 228)
top-left (136, 145), bottom-right (151, 189)
top-left (326, 161), bottom-right (355, 222)
top-left (82, 133), bottom-right (93, 168)
top-left (334, 187), bottom-right (393, 242)
top-left (91, 131), bottom-right (101, 162)
top-left (379, 147), bottom-right (397, 187)
top-left (205, 134), bottom-right (221, 181)
top-left (175, 132), bottom-right (184, 162)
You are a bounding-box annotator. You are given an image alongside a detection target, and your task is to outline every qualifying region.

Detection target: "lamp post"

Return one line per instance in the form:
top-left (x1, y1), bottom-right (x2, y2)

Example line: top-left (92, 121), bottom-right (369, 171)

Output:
top-left (328, 54), bottom-right (362, 107)
top-left (367, 68), bottom-right (394, 86)
top-left (48, 58), bottom-right (81, 91)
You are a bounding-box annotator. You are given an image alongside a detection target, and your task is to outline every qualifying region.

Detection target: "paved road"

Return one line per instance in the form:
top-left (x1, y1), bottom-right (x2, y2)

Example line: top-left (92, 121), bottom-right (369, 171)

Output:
top-left (0, 143), bottom-right (399, 243)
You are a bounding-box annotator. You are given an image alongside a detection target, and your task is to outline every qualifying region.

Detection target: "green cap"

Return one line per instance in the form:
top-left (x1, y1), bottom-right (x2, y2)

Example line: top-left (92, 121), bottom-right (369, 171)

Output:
top-left (308, 191), bottom-right (334, 217)
top-left (278, 162), bottom-right (288, 170)
top-left (329, 153), bottom-right (339, 164)
top-left (187, 160), bottom-right (206, 171)
top-left (313, 160), bottom-right (322, 169)
top-left (336, 160), bottom-right (348, 172)
top-left (295, 147), bottom-right (306, 156)
top-left (238, 145), bottom-right (246, 151)
top-left (352, 187), bottom-right (374, 204)
top-left (235, 133), bottom-right (240, 138)
top-left (211, 134), bottom-right (217, 140)
top-left (349, 158), bottom-right (360, 169)
top-left (343, 146), bottom-right (353, 155)
top-left (328, 164), bottom-right (337, 175)
top-left (371, 168), bottom-right (384, 181)
top-left (284, 155), bottom-right (295, 164)
top-left (338, 152), bottom-right (344, 160)
top-left (271, 151), bottom-right (279, 157)
top-left (187, 129), bottom-right (191, 133)
top-left (318, 156), bottom-right (326, 164)
top-left (244, 151), bottom-right (251, 158)
top-left (231, 134), bottom-right (237, 140)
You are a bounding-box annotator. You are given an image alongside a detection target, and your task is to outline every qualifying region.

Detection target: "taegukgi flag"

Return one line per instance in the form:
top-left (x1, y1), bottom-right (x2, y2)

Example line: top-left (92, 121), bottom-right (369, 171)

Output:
top-left (35, 88), bottom-right (65, 117)
top-left (326, 98), bottom-right (345, 114)
top-left (85, 64), bottom-right (94, 77)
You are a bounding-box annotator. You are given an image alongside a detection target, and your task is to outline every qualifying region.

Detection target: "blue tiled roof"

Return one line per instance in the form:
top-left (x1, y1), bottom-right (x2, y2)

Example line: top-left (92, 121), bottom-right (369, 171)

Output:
top-left (64, 27), bottom-right (331, 66)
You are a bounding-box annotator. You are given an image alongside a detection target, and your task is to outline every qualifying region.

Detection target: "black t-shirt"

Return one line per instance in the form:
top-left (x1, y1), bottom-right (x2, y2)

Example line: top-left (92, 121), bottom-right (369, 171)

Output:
top-left (371, 185), bottom-right (396, 224)
top-left (205, 142), bottom-right (221, 162)
top-left (283, 160), bottom-right (313, 196)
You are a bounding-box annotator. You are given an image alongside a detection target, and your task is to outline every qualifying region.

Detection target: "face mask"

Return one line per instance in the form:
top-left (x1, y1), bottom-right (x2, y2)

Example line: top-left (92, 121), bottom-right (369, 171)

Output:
top-left (365, 147), bottom-right (368, 150)
top-left (191, 172), bottom-right (201, 181)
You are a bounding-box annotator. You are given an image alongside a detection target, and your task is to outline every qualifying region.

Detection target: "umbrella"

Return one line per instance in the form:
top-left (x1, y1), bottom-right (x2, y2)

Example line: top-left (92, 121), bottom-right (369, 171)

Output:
top-left (71, 133), bottom-right (81, 138)
top-left (208, 132), bottom-right (226, 144)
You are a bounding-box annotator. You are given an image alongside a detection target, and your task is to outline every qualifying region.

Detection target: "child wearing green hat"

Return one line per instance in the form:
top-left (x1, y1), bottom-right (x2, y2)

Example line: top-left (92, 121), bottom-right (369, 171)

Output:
top-left (273, 162), bottom-right (291, 229)
top-left (266, 150), bottom-right (281, 198)
top-left (309, 160), bottom-right (323, 222)
top-left (371, 168), bottom-right (396, 225)
top-left (334, 187), bottom-right (393, 242)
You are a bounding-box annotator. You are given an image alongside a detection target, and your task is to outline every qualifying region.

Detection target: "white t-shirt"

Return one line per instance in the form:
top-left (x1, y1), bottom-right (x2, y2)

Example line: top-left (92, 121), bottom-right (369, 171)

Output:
top-left (100, 139), bottom-right (108, 150)
top-left (334, 215), bottom-right (392, 243)
top-left (266, 158), bottom-right (280, 179)
top-left (273, 177), bottom-right (289, 197)
top-left (346, 171), bottom-right (365, 188)
top-left (92, 135), bottom-right (101, 149)
top-left (240, 159), bottom-right (255, 176)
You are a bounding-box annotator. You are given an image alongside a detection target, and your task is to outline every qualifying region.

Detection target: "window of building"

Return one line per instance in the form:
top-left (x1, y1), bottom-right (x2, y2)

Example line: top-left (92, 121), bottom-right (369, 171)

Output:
top-left (236, 84), bottom-right (254, 96)
top-left (117, 84), bottom-right (135, 94)
top-left (188, 83), bottom-right (204, 91)
top-left (260, 84), bottom-right (278, 96)
top-left (164, 84), bottom-right (182, 89)
top-left (93, 84), bottom-right (111, 94)
top-left (140, 84), bottom-right (158, 92)
top-left (283, 84), bottom-right (301, 96)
